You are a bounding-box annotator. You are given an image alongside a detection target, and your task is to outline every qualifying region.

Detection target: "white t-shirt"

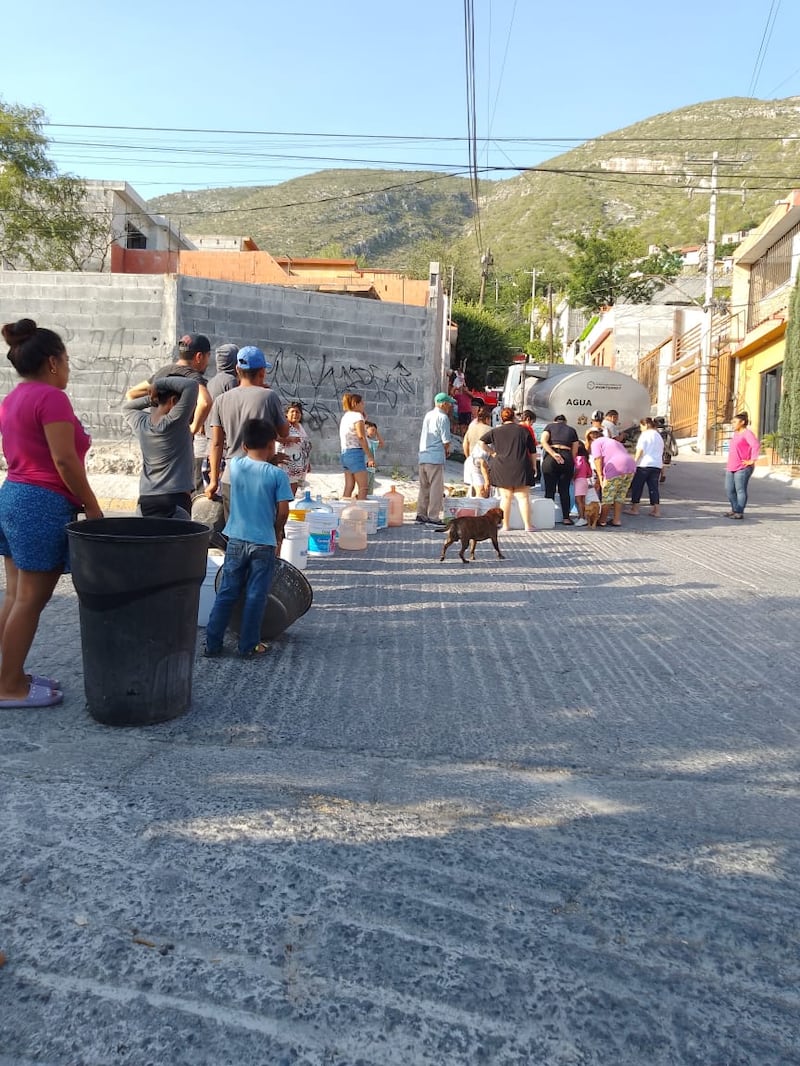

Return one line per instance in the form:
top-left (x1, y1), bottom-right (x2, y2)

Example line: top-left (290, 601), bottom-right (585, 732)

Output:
top-left (340, 410), bottom-right (365, 451)
top-left (601, 419), bottom-right (620, 439)
top-left (637, 428), bottom-right (663, 468)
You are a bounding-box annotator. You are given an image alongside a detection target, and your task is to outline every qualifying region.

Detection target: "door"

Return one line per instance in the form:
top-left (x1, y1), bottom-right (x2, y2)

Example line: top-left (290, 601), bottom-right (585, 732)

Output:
top-left (759, 366), bottom-right (782, 437)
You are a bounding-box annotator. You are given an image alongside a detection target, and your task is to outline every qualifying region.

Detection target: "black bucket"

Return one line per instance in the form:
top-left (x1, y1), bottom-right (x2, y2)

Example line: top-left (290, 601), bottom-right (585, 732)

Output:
top-left (214, 556), bottom-right (313, 641)
top-left (67, 518), bottom-right (210, 726)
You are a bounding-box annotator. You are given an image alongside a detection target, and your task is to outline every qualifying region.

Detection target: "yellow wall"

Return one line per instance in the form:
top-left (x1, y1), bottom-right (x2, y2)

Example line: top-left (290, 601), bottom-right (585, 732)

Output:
top-left (734, 335), bottom-right (785, 434)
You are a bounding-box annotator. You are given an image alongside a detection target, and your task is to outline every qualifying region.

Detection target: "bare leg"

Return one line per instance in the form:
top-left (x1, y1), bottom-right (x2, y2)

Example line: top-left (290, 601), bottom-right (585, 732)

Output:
top-left (515, 488), bottom-right (533, 531)
top-left (0, 568), bottom-right (62, 700)
top-left (600, 504), bottom-right (611, 526)
top-left (576, 495), bottom-right (586, 519)
top-left (343, 471), bottom-right (355, 498)
top-left (498, 488), bottom-right (513, 531)
top-left (353, 470), bottom-right (369, 499)
top-left (611, 502), bottom-right (623, 526)
top-left (0, 557), bottom-right (19, 645)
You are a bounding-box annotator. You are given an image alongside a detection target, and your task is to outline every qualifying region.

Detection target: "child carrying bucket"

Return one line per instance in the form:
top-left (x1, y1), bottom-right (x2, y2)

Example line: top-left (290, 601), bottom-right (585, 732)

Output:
top-left (203, 418), bottom-right (294, 659)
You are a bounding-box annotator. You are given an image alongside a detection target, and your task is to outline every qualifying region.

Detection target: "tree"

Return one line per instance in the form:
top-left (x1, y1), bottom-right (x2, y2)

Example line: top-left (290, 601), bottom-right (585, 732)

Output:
top-left (565, 228), bottom-right (681, 312)
top-left (0, 99), bottom-right (108, 270)
top-left (777, 273), bottom-right (800, 457)
top-left (450, 301), bottom-right (516, 387)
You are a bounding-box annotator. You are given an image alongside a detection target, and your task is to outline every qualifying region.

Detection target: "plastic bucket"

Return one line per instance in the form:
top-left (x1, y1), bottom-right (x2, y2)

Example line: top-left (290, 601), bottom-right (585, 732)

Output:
top-left (67, 518), bottom-right (210, 726)
top-left (279, 519), bottom-right (309, 570)
top-left (359, 499), bottom-right (380, 534)
top-left (531, 496), bottom-right (557, 529)
top-left (443, 497), bottom-right (467, 522)
top-left (367, 494), bottom-right (388, 529)
top-left (307, 512), bottom-right (338, 557)
top-left (215, 557), bottom-right (313, 640)
top-left (198, 549), bottom-right (225, 626)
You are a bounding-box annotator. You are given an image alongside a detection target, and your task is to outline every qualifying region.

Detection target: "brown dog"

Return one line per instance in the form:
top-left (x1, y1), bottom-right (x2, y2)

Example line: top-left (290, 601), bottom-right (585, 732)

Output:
top-left (584, 500), bottom-right (602, 528)
top-left (438, 507), bottom-right (505, 564)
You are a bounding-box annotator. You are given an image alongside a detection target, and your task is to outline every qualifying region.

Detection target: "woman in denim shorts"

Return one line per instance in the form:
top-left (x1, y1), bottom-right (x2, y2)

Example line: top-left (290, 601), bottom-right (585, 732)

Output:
top-left (339, 392), bottom-right (375, 499)
top-left (0, 319), bottom-right (103, 708)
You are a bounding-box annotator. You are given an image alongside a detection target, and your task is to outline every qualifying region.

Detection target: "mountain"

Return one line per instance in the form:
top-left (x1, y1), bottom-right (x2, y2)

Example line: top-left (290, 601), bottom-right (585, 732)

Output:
top-left (149, 97), bottom-right (800, 280)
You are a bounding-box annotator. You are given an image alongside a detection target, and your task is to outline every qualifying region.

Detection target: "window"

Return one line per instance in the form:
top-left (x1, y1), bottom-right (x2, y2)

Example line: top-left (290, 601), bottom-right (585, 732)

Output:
top-left (125, 223), bottom-right (147, 250)
top-left (747, 220), bottom-right (800, 329)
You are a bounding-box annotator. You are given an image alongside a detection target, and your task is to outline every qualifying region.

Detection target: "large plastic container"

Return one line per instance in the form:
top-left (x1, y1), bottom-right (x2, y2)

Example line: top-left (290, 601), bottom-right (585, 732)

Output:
top-left (198, 549), bottom-right (225, 626)
top-left (359, 499), bottom-right (380, 534)
top-left (279, 519), bottom-right (309, 571)
top-left (214, 557), bottom-right (313, 641)
top-left (443, 497), bottom-right (478, 522)
top-left (290, 490), bottom-right (319, 521)
top-left (531, 497), bottom-right (557, 529)
top-left (338, 504), bottom-right (368, 550)
top-left (307, 512), bottom-right (338, 557)
top-left (67, 518), bottom-right (210, 726)
top-left (382, 485), bottom-right (405, 527)
top-left (367, 494), bottom-right (388, 530)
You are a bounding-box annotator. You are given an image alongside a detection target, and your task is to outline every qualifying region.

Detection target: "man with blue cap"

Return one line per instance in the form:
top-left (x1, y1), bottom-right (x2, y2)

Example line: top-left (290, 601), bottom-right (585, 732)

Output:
top-left (416, 391), bottom-right (453, 524)
top-left (206, 346), bottom-right (291, 520)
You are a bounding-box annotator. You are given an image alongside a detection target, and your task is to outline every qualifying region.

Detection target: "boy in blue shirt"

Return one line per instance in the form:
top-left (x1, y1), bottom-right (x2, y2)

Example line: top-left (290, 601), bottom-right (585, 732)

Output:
top-left (204, 418), bottom-right (294, 658)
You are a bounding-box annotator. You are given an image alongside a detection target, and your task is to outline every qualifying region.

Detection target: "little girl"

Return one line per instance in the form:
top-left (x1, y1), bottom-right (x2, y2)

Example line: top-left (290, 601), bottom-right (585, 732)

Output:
top-left (572, 440), bottom-right (593, 526)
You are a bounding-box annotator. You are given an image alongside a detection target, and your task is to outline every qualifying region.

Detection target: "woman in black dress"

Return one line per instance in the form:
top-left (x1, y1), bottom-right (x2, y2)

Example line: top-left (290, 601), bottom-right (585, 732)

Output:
top-left (540, 414), bottom-right (579, 525)
top-left (481, 407), bottom-right (535, 531)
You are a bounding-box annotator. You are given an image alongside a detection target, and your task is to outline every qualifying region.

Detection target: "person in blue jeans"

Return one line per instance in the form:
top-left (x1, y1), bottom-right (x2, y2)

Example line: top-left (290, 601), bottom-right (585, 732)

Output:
top-left (204, 418), bottom-right (293, 658)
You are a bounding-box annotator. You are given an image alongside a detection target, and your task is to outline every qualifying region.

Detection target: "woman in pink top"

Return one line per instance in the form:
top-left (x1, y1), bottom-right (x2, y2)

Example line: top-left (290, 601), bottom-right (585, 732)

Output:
top-left (725, 411), bottom-right (761, 519)
top-left (0, 319), bottom-right (103, 709)
top-left (587, 428), bottom-right (636, 527)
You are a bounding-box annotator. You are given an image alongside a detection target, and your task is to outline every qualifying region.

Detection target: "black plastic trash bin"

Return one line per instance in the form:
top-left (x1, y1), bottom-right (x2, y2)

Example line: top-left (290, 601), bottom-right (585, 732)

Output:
top-left (67, 518), bottom-right (210, 726)
top-left (213, 556), bottom-right (313, 641)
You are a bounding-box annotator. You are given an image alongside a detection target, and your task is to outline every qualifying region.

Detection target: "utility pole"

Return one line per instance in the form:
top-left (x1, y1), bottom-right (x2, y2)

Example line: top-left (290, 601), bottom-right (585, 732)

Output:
top-left (524, 269), bottom-right (537, 343)
top-left (478, 248), bottom-right (493, 307)
top-left (547, 285), bottom-right (555, 362)
top-left (695, 152), bottom-right (719, 455)
top-left (688, 150), bottom-right (742, 454)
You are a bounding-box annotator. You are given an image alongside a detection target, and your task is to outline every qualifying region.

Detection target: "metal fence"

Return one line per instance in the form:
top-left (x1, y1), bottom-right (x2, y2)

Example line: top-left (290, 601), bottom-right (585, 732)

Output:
top-left (763, 434), bottom-right (800, 465)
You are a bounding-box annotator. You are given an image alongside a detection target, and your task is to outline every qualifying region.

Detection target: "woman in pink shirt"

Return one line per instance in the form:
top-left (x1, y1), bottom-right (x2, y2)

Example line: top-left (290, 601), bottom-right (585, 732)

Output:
top-left (0, 319), bottom-right (103, 708)
top-left (725, 411), bottom-right (761, 519)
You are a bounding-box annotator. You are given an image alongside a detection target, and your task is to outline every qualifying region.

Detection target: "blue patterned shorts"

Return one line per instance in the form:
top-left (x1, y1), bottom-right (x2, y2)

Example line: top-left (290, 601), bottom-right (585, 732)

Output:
top-left (0, 481), bottom-right (77, 572)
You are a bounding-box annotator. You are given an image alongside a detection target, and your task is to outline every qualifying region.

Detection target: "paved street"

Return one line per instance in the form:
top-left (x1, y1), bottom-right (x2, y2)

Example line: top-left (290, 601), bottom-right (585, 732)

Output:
top-left (1, 457), bottom-right (799, 1065)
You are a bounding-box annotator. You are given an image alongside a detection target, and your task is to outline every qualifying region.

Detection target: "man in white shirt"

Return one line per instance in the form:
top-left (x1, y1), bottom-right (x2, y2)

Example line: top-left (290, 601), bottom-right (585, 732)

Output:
top-left (416, 393), bottom-right (452, 524)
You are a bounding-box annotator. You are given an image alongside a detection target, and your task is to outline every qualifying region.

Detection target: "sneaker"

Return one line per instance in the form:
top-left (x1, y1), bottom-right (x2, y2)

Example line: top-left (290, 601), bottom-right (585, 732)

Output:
top-left (575, 518), bottom-right (588, 527)
top-left (415, 515), bottom-right (428, 524)
top-left (203, 645), bottom-right (222, 658)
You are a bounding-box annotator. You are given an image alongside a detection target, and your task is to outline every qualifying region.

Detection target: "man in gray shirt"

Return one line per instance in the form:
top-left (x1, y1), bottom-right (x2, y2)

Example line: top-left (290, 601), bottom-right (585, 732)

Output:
top-left (205, 346), bottom-right (291, 518)
top-left (123, 376), bottom-right (199, 518)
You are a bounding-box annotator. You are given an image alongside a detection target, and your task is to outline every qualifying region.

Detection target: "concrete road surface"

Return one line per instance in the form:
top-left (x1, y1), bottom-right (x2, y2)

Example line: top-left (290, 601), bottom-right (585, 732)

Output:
top-left (1, 458), bottom-right (799, 1065)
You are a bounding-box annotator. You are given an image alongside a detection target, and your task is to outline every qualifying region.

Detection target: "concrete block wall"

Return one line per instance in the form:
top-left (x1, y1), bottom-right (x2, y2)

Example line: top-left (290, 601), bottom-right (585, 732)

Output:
top-left (178, 277), bottom-right (439, 469)
top-left (0, 272), bottom-right (442, 472)
top-left (0, 272), bottom-right (174, 442)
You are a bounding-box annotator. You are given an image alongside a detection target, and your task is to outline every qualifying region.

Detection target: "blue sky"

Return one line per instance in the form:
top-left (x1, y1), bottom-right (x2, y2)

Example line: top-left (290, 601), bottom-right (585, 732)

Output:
top-left (4, 0), bottom-right (799, 196)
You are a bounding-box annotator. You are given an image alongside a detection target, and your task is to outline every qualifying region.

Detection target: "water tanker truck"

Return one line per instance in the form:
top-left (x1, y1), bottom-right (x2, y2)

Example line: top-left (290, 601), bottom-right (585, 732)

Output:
top-left (499, 362), bottom-right (651, 436)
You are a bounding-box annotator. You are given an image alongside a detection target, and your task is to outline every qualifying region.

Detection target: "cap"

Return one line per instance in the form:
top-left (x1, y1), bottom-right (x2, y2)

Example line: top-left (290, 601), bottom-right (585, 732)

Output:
top-left (237, 345), bottom-right (272, 371)
top-left (178, 333), bottom-right (211, 356)
top-left (434, 392), bottom-right (453, 405)
top-left (591, 410), bottom-right (604, 421)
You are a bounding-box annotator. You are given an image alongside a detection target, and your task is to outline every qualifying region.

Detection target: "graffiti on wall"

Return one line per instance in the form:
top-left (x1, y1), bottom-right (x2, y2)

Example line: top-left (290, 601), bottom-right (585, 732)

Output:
top-left (0, 326), bottom-right (419, 441)
top-left (270, 348), bottom-right (416, 430)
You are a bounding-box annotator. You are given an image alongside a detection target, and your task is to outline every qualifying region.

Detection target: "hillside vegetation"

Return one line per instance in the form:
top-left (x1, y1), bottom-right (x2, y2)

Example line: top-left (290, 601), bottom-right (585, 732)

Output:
top-left (149, 97), bottom-right (800, 283)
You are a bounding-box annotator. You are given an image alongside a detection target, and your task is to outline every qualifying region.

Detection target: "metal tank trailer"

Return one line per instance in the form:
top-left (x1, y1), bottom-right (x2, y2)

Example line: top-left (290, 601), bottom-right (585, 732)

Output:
top-left (501, 363), bottom-right (651, 435)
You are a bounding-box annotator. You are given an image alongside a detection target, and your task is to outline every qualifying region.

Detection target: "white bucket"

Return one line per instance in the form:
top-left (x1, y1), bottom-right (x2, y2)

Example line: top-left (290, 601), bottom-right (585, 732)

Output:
top-left (359, 499), bottom-right (380, 535)
top-left (367, 494), bottom-right (388, 529)
top-left (531, 497), bottom-right (557, 529)
top-left (279, 519), bottom-right (309, 570)
top-left (443, 496), bottom-right (475, 522)
top-left (198, 549), bottom-right (225, 626)
top-left (307, 512), bottom-right (338, 557)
